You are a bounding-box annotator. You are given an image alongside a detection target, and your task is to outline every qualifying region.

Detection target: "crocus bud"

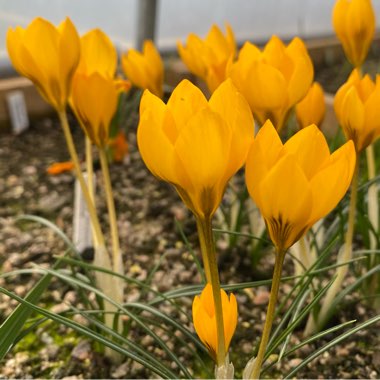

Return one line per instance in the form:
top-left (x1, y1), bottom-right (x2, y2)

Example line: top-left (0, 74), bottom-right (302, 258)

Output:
top-left (332, 0), bottom-right (375, 67)
top-left (192, 284), bottom-right (238, 361)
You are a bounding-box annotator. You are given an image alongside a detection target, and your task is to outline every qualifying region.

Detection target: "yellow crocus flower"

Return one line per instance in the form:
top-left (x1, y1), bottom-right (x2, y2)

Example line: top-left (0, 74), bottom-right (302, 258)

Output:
top-left (6, 17), bottom-right (80, 112)
top-left (70, 28), bottom-right (130, 147)
top-left (71, 72), bottom-right (118, 148)
top-left (295, 82), bottom-right (326, 129)
top-left (122, 40), bottom-right (164, 98)
top-left (192, 283), bottom-right (238, 360)
top-left (76, 28), bottom-right (117, 78)
top-left (245, 121), bottom-right (356, 251)
top-left (229, 35), bottom-right (314, 132)
top-left (137, 78), bottom-right (254, 219)
top-left (177, 24), bottom-right (236, 93)
top-left (334, 69), bottom-right (380, 153)
top-left (332, 0), bottom-right (375, 68)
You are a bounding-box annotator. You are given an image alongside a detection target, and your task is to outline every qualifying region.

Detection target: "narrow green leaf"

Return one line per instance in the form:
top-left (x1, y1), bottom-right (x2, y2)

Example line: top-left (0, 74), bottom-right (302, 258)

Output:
top-left (284, 315), bottom-right (380, 379)
top-left (0, 287), bottom-right (177, 379)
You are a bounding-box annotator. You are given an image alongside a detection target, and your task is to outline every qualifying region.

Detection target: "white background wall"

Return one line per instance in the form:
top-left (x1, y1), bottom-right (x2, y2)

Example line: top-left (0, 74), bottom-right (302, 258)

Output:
top-left (1, 0), bottom-right (380, 61)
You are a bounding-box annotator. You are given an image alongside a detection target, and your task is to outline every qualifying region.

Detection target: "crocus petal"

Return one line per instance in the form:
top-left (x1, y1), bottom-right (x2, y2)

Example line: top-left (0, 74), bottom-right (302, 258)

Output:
top-left (177, 34), bottom-right (208, 79)
top-left (122, 41), bottom-right (163, 97)
top-left (174, 109), bottom-right (231, 217)
top-left (23, 18), bottom-right (60, 82)
top-left (258, 154), bottom-right (313, 250)
top-left (167, 79), bottom-right (208, 130)
top-left (364, 78), bottom-right (380, 146)
top-left (246, 61), bottom-right (288, 127)
top-left (284, 124), bottom-right (330, 180)
top-left (6, 27), bottom-right (28, 77)
top-left (206, 25), bottom-right (231, 58)
top-left (309, 140), bottom-right (356, 225)
top-left (296, 82), bottom-right (326, 128)
top-left (357, 74), bottom-right (375, 101)
top-left (286, 37), bottom-right (314, 105)
top-left (209, 79), bottom-right (254, 180)
top-left (245, 120), bottom-right (283, 205)
top-left (122, 50), bottom-right (149, 88)
top-left (340, 87), bottom-right (365, 149)
top-left (178, 25), bottom-right (236, 93)
top-left (71, 73), bottom-right (118, 147)
top-left (58, 18), bottom-right (80, 102)
top-left (77, 28), bottom-right (117, 77)
top-left (137, 90), bottom-right (177, 183)
top-left (143, 40), bottom-right (164, 97)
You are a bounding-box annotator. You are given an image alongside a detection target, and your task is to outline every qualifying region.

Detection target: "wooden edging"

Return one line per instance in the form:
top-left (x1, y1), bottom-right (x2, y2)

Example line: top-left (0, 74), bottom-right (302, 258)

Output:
top-left (0, 77), bottom-right (53, 132)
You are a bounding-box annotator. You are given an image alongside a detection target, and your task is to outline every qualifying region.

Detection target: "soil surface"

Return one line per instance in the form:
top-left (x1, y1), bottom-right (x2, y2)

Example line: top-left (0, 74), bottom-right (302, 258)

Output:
top-left (0, 58), bottom-right (379, 379)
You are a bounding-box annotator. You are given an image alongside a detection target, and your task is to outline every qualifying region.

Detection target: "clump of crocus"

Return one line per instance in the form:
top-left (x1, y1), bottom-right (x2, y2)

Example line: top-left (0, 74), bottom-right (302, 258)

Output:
top-left (246, 121), bottom-right (355, 252)
top-left (332, 0), bottom-right (375, 68)
top-left (296, 82), bottom-right (326, 129)
top-left (177, 24), bottom-right (236, 93)
top-left (228, 35), bottom-right (314, 132)
top-left (7, 17), bottom-right (80, 111)
top-left (193, 284), bottom-right (238, 361)
top-left (334, 69), bottom-right (380, 153)
top-left (122, 40), bottom-right (164, 98)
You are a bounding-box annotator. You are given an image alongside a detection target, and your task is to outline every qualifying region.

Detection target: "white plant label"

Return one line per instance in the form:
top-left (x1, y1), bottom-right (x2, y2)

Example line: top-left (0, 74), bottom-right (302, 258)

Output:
top-left (6, 90), bottom-right (29, 135)
top-left (73, 172), bottom-right (95, 253)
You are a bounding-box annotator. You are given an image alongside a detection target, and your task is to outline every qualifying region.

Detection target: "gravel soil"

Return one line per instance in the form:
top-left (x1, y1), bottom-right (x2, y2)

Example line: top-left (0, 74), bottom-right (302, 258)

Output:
top-left (0, 61), bottom-right (379, 379)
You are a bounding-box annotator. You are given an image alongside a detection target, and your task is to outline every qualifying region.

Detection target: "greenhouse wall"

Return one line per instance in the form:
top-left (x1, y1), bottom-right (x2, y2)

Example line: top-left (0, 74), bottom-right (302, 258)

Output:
top-left (0, 0), bottom-right (380, 65)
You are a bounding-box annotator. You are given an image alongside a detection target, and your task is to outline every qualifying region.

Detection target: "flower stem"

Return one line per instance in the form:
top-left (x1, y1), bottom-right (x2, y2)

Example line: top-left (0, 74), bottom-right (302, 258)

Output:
top-left (85, 136), bottom-right (99, 247)
top-left (58, 110), bottom-right (105, 248)
top-left (365, 144), bottom-right (380, 309)
top-left (317, 157), bottom-right (360, 329)
top-left (196, 219), bottom-right (212, 284)
top-left (99, 148), bottom-right (124, 277)
top-left (366, 144), bottom-right (378, 259)
top-left (249, 248), bottom-right (286, 379)
top-left (196, 217), bottom-right (226, 367)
